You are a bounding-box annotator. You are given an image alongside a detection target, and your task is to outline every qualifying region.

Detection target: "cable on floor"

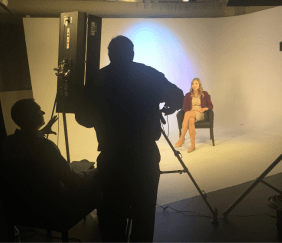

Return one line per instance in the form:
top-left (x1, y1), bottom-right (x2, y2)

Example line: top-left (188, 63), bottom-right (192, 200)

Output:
top-left (156, 203), bottom-right (277, 219)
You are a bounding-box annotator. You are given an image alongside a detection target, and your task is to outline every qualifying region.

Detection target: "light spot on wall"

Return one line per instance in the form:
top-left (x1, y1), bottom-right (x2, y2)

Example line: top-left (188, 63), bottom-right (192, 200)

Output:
top-left (121, 21), bottom-right (193, 88)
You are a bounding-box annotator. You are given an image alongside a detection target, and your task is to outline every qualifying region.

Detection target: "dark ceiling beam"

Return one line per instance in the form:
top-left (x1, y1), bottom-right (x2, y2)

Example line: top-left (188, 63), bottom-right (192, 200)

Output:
top-left (227, 0), bottom-right (282, 6)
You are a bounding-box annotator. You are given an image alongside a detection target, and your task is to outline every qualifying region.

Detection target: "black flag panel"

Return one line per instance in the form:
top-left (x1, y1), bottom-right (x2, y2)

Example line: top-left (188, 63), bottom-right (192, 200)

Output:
top-left (56, 12), bottom-right (102, 114)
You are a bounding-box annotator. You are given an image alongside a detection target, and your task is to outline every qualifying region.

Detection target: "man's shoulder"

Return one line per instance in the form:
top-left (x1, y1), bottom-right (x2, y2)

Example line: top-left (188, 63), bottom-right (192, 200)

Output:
top-left (2, 134), bottom-right (15, 149)
top-left (2, 132), bottom-right (59, 160)
top-left (185, 92), bottom-right (191, 97)
top-left (132, 62), bottom-right (152, 69)
top-left (100, 62), bottom-right (165, 78)
top-left (99, 64), bottom-right (117, 75)
top-left (38, 138), bottom-right (60, 152)
top-left (2, 131), bottom-right (26, 149)
top-left (100, 64), bottom-right (110, 72)
top-left (26, 137), bottom-right (61, 158)
top-left (3, 133), bottom-right (55, 148)
top-left (132, 62), bottom-right (165, 77)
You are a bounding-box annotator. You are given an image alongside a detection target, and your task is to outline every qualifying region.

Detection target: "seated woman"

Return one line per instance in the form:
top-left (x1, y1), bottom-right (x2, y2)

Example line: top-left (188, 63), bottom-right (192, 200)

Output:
top-left (174, 78), bottom-right (213, 153)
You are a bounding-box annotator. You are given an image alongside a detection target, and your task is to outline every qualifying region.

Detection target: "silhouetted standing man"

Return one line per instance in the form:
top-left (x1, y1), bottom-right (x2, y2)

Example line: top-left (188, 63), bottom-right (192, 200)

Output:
top-left (75, 35), bottom-right (184, 242)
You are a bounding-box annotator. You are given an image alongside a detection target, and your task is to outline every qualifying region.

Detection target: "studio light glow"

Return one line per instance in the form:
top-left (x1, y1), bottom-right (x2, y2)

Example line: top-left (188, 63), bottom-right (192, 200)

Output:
top-left (121, 21), bottom-right (194, 88)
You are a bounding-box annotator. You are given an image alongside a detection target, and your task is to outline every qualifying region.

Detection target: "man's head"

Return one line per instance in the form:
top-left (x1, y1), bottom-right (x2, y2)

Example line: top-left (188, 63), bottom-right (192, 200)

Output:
top-left (11, 99), bottom-right (45, 130)
top-left (108, 35), bottom-right (134, 64)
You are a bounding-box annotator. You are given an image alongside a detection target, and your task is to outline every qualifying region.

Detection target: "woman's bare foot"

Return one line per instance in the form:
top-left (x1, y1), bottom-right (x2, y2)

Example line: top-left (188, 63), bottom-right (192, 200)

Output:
top-left (174, 138), bottom-right (184, 148)
top-left (187, 145), bottom-right (196, 153)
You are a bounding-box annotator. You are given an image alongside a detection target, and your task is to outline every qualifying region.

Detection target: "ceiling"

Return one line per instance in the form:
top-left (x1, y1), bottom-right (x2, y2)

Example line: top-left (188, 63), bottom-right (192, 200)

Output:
top-left (0, 0), bottom-right (279, 23)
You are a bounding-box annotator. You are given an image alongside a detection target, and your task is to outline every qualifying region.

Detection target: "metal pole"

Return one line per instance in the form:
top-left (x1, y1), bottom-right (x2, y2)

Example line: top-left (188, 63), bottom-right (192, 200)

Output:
top-left (62, 111), bottom-right (71, 163)
top-left (223, 154), bottom-right (282, 217)
top-left (160, 128), bottom-right (218, 223)
top-left (260, 179), bottom-right (282, 195)
top-left (46, 94), bottom-right (57, 140)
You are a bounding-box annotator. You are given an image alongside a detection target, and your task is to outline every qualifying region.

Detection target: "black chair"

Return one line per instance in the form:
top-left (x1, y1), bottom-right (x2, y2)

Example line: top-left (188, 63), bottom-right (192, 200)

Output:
top-left (176, 94), bottom-right (215, 146)
top-left (0, 158), bottom-right (102, 242)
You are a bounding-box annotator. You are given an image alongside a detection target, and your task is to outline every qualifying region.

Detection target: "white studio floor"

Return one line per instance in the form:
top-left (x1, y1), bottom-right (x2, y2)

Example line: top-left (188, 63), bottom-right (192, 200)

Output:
top-left (21, 125), bottom-right (282, 242)
top-left (156, 126), bottom-right (282, 206)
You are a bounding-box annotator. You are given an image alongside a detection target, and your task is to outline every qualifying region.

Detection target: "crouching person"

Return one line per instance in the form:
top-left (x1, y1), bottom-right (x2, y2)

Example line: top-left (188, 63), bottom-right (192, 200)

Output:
top-left (1, 99), bottom-right (102, 228)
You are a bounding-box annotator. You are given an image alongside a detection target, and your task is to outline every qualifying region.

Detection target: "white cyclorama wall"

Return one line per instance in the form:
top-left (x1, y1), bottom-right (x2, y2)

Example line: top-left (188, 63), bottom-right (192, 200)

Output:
top-left (21, 7), bottom-right (282, 162)
top-left (209, 8), bottom-right (282, 135)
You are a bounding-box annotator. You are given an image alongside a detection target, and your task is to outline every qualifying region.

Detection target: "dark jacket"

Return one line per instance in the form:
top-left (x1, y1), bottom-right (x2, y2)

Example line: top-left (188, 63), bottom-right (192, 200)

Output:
top-left (75, 62), bottom-right (184, 151)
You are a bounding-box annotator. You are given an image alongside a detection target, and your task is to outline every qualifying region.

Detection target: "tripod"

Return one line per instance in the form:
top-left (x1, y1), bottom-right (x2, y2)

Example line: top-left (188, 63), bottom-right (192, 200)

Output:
top-left (47, 93), bottom-right (71, 163)
top-left (124, 111), bottom-right (218, 241)
top-left (159, 112), bottom-right (218, 223)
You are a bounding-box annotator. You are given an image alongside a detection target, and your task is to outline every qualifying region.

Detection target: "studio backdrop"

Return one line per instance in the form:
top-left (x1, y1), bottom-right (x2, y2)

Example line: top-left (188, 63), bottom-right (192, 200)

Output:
top-left (1, 6), bottom-right (281, 163)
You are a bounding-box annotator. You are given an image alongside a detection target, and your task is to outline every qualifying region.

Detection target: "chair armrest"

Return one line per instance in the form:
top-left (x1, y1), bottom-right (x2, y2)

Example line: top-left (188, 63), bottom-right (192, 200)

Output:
top-left (177, 109), bottom-right (185, 116)
top-left (206, 109), bottom-right (214, 124)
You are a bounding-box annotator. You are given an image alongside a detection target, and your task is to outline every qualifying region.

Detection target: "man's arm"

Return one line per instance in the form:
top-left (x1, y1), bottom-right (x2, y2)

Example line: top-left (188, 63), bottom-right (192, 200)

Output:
top-left (159, 78), bottom-right (184, 115)
top-left (134, 63), bottom-right (184, 114)
top-left (40, 139), bottom-right (91, 188)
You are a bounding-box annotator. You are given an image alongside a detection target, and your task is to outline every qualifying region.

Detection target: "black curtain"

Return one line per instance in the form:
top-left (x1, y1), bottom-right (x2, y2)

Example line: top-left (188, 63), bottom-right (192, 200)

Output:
top-left (0, 22), bottom-right (32, 92)
top-left (0, 21), bottom-right (32, 151)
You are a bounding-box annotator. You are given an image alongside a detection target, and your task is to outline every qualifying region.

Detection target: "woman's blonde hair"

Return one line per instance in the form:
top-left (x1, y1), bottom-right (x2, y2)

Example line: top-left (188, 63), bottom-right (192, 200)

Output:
top-left (190, 78), bottom-right (205, 98)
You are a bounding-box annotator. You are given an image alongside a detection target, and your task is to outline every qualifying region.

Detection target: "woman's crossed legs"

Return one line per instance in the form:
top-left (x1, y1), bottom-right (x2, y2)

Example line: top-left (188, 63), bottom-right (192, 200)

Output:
top-left (175, 111), bottom-right (196, 147)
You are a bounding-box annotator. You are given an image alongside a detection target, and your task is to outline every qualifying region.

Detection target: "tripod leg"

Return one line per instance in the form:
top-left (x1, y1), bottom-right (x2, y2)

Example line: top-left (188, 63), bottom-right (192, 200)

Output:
top-left (223, 154), bottom-right (282, 217)
top-left (62, 112), bottom-right (71, 163)
top-left (47, 94), bottom-right (57, 140)
top-left (160, 128), bottom-right (218, 222)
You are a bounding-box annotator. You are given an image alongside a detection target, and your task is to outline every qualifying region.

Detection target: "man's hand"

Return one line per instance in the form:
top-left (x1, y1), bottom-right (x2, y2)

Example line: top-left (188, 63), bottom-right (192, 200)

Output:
top-left (40, 115), bottom-right (58, 135)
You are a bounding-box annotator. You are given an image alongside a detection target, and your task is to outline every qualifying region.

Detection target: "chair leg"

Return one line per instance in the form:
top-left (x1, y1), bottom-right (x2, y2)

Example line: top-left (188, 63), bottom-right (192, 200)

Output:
top-left (62, 231), bottom-right (69, 242)
top-left (210, 128), bottom-right (212, 139)
top-left (210, 128), bottom-right (215, 146)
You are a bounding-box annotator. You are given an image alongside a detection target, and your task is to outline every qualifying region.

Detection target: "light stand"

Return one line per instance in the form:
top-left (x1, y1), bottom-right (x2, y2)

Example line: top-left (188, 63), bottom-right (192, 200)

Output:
top-left (46, 59), bottom-right (72, 163)
top-left (48, 12), bottom-right (101, 164)
top-left (223, 153), bottom-right (282, 217)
